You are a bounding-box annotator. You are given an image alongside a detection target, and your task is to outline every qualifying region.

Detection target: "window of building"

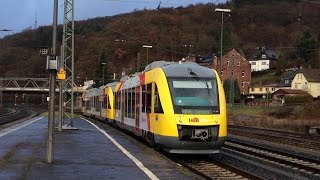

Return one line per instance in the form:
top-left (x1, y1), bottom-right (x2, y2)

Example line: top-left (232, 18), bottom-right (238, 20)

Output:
top-left (227, 61), bottom-right (229, 66)
top-left (261, 62), bottom-right (267, 65)
top-left (259, 88), bottom-right (262, 92)
top-left (242, 71), bottom-right (245, 77)
top-left (284, 79), bottom-right (289, 84)
top-left (251, 88), bottom-right (254, 92)
top-left (242, 81), bottom-right (244, 88)
top-left (221, 70), bottom-right (223, 77)
top-left (237, 62), bottom-right (240, 66)
top-left (231, 71), bottom-right (234, 76)
top-left (262, 54), bottom-right (266, 58)
top-left (251, 62), bottom-right (256, 65)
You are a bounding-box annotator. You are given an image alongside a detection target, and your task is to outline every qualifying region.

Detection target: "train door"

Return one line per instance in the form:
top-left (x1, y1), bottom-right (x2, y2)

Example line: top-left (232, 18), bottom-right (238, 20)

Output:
top-left (99, 95), bottom-right (103, 118)
top-left (135, 86), bottom-right (140, 134)
top-left (121, 90), bottom-right (125, 127)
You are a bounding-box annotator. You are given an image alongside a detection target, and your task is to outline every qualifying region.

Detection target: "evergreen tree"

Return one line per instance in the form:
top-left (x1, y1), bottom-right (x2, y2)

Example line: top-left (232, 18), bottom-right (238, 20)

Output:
top-left (296, 31), bottom-right (320, 67)
top-left (223, 78), bottom-right (241, 104)
top-left (93, 50), bottom-right (113, 88)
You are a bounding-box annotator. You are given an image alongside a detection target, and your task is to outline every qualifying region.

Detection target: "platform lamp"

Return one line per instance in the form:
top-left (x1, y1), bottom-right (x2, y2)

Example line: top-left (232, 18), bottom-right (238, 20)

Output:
top-left (101, 62), bottom-right (106, 86)
top-left (215, 8), bottom-right (231, 77)
top-left (143, 45), bottom-right (152, 65)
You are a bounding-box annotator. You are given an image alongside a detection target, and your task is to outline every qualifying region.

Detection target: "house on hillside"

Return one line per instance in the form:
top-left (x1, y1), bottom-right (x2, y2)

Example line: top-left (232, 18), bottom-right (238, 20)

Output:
top-left (249, 46), bottom-right (278, 72)
top-left (272, 89), bottom-right (309, 102)
top-left (291, 68), bottom-right (320, 98)
top-left (276, 71), bottom-right (297, 88)
top-left (248, 84), bottom-right (277, 99)
top-left (213, 49), bottom-right (251, 94)
top-left (247, 71), bottom-right (297, 100)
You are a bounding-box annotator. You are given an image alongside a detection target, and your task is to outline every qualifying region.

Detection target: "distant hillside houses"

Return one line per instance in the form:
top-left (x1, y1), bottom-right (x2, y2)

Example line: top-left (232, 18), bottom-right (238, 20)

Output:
top-left (291, 69), bottom-right (320, 98)
top-left (248, 68), bottom-right (320, 100)
top-left (249, 46), bottom-right (278, 72)
top-left (213, 49), bottom-right (252, 94)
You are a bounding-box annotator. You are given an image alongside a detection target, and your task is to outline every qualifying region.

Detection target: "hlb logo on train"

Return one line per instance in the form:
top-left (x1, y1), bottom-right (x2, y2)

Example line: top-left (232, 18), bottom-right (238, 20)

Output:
top-left (189, 117), bottom-right (199, 122)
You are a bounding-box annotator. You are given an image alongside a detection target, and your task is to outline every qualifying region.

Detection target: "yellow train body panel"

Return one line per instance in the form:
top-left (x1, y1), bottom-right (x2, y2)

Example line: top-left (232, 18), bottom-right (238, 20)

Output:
top-left (85, 61), bottom-right (227, 154)
top-left (146, 67), bottom-right (227, 139)
top-left (105, 86), bottom-right (116, 122)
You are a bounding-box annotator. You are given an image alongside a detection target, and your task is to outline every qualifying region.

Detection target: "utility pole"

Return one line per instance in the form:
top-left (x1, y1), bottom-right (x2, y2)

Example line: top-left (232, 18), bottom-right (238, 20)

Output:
top-left (229, 54), bottom-right (235, 107)
top-left (47, 0), bottom-right (58, 163)
top-left (0, 78), bottom-right (2, 107)
top-left (137, 52), bottom-right (140, 71)
top-left (59, 0), bottom-right (76, 130)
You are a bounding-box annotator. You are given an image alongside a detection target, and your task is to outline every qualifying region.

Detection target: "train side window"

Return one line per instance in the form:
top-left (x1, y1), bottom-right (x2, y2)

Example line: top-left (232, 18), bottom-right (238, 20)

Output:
top-left (102, 95), bottom-right (106, 109)
top-left (122, 90), bottom-right (126, 116)
top-left (154, 84), bottom-right (163, 113)
top-left (115, 92), bottom-right (118, 109)
top-left (126, 89), bottom-right (129, 117)
top-left (131, 88), bottom-right (135, 119)
top-left (142, 85), bottom-right (146, 113)
top-left (117, 92), bottom-right (121, 110)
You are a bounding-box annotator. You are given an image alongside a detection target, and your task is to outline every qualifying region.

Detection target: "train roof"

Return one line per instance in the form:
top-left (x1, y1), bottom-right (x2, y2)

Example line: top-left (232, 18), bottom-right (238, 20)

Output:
top-left (99, 81), bottom-right (119, 90)
top-left (145, 61), bottom-right (216, 78)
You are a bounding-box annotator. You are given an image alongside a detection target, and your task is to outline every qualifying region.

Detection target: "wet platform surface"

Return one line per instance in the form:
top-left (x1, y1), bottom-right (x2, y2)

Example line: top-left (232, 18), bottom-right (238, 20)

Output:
top-left (0, 116), bottom-right (201, 180)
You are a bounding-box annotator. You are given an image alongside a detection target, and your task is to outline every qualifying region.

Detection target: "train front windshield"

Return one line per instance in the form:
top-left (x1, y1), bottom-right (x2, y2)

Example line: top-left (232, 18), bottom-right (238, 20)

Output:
top-left (168, 77), bottom-right (219, 114)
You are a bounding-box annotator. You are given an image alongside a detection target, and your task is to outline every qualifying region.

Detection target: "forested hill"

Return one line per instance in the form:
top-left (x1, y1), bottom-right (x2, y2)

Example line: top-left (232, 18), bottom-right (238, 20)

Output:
top-left (0, 0), bottom-right (319, 85)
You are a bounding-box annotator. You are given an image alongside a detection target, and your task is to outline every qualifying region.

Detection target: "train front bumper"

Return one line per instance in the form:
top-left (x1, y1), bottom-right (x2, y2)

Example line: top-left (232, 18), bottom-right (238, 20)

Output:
top-left (154, 135), bottom-right (227, 154)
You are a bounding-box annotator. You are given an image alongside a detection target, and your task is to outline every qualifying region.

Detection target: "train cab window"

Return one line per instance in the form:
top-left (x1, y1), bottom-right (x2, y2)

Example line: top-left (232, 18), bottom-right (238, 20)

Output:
top-left (146, 84), bottom-right (152, 113)
top-left (107, 96), bottom-right (111, 109)
top-left (168, 77), bottom-right (219, 114)
top-left (154, 84), bottom-right (163, 113)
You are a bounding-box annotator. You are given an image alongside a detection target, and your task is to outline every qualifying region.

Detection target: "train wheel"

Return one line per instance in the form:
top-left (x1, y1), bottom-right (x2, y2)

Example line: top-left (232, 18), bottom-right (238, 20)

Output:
top-left (147, 132), bottom-right (159, 151)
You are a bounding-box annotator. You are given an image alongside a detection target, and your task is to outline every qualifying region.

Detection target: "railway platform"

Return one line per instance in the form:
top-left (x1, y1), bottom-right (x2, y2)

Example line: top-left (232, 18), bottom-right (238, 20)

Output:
top-left (0, 116), bottom-right (199, 179)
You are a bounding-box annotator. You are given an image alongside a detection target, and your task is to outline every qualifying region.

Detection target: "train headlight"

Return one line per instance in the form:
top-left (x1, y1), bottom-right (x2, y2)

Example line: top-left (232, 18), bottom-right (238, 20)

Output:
top-left (177, 115), bottom-right (182, 123)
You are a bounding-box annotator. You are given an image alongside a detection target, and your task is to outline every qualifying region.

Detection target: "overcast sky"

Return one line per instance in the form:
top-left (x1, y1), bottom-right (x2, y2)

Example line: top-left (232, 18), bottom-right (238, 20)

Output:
top-left (0, 0), bottom-right (226, 37)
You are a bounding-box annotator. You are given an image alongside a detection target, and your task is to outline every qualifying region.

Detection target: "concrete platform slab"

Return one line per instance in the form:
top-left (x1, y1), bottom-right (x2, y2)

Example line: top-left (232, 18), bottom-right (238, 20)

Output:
top-left (0, 116), bottom-right (201, 180)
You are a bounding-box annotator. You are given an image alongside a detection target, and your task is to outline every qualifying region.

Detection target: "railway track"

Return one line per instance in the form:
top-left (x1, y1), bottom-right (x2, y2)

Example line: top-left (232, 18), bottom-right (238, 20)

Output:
top-left (228, 125), bottom-right (320, 151)
top-left (168, 154), bottom-right (260, 179)
top-left (223, 140), bottom-right (320, 178)
top-left (90, 119), bottom-right (320, 179)
top-left (0, 107), bottom-right (38, 128)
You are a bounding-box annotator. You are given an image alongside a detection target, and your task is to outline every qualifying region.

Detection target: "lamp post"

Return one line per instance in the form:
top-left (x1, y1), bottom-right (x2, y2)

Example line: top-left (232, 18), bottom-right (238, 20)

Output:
top-left (142, 45), bottom-right (152, 65)
top-left (101, 62), bottom-right (106, 86)
top-left (215, 8), bottom-right (231, 77)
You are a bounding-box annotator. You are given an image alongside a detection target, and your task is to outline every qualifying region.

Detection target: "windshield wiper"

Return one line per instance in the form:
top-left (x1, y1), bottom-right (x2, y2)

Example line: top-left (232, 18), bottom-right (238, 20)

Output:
top-left (188, 68), bottom-right (210, 96)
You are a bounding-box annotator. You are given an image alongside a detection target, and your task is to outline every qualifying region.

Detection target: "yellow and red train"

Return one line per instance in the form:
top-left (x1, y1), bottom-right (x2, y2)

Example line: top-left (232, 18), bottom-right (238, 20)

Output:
top-left (82, 61), bottom-right (227, 154)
